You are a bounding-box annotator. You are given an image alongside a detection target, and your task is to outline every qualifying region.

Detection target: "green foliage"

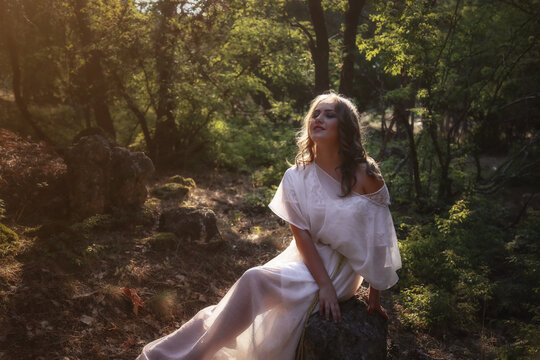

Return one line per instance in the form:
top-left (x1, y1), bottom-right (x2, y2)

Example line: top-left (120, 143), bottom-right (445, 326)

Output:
top-left (493, 210), bottom-right (540, 356)
top-left (396, 285), bottom-right (454, 331)
top-left (0, 199), bottom-right (5, 221)
top-left (211, 109), bottom-right (298, 174)
top-left (0, 222), bottom-right (19, 257)
top-left (242, 186), bottom-right (278, 212)
top-left (397, 192), bottom-right (540, 357)
top-left (398, 196), bottom-right (502, 333)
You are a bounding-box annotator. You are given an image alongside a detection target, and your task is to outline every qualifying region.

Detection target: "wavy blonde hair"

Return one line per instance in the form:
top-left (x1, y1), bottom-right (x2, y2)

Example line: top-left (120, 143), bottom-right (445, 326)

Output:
top-left (294, 91), bottom-right (382, 197)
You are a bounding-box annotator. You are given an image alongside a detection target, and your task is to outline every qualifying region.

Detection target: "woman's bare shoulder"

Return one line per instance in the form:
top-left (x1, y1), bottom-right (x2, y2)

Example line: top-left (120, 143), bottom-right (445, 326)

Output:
top-left (355, 162), bottom-right (384, 194)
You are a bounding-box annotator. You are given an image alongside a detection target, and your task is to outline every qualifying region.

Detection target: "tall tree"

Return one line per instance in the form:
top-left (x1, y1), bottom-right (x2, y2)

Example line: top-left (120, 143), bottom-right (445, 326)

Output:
top-left (152, 0), bottom-right (180, 169)
top-left (72, 0), bottom-right (116, 138)
top-left (306, 0), bottom-right (329, 93)
top-left (339, 0), bottom-right (366, 97)
top-left (1, 0), bottom-right (53, 144)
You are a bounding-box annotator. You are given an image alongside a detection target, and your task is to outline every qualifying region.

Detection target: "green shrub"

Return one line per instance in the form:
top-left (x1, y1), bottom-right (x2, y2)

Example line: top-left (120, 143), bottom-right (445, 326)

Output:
top-left (0, 199), bottom-right (5, 220)
top-left (242, 186), bottom-right (277, 212)
top-left (398, 196), bottom-right (496, 333)
top-left (396, 285), bottom-right (455, 331)
top-left (0, 222), bottom-right (19, 257)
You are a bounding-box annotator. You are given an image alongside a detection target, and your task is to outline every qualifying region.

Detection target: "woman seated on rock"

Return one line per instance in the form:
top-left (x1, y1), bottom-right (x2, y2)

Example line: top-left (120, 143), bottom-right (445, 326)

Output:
top-left (137, 91), bottom-right (402, 360)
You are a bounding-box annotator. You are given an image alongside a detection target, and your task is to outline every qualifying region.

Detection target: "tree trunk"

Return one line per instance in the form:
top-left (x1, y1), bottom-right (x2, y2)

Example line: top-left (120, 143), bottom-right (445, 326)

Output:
top-left (394, 101), bottom-right (422, 200)
top-left (1, 1), bottom-right (53, 144)
top-left (307, 0), bottom-right (329, 93)
top-left (113, 72), bottom-right (154, 157)
top-left (73, 0), bottom-right (116, 139)
top-left (339, 0), bottom-right (366, 97)
top-left (426, 108), bottom-right (452, 201)
top-left (153, 0), bottom-right (180, 169)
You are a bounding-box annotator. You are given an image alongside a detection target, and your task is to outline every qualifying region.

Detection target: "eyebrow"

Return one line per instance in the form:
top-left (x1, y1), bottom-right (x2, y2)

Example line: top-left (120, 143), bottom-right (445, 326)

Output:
top-left (314, 108), bottom-right (335, 112)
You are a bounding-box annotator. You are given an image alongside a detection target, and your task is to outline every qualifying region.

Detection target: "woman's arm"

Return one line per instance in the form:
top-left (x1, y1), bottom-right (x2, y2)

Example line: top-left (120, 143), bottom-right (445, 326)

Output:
top-left (360, 167), bottom-right (390, 319)
top-left (290, 224), bottom-right (341, 323)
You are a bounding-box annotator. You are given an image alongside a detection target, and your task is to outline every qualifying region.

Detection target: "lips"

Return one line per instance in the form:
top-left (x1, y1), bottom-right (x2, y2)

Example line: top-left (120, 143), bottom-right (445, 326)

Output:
top-left (313, 126), bottom-right (324, 131)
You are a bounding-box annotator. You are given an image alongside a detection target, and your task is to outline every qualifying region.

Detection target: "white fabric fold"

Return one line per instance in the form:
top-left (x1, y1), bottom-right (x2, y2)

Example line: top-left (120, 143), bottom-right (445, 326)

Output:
top-left (272, 162), bottom-right (402, 290)
top-left (136, 162), bottom-right (401, 360)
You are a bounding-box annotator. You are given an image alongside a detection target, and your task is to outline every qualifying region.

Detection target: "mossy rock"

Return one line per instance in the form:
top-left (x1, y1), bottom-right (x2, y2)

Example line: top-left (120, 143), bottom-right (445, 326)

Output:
top-left (167, 175), bottom-right (196, 188)
top-left (0, 223), bottom-right (19, 257)
top-left (147, 232), bottom-right (181, 251)
top-left (151, 183), bottom-right (190, 201)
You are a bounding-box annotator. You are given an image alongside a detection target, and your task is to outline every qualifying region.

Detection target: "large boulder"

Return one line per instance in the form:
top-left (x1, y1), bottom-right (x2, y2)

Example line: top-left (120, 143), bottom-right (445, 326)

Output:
top-left (65, 133), bottom-right (154, 220)
top-left (0, 129), bottom-right (68, 222)
top-left (300, 294), bottom-right (388, 360)
top-left (0, 129), bottom-right (155, 223)
top-left (158, 206), bottom-right (220, 243)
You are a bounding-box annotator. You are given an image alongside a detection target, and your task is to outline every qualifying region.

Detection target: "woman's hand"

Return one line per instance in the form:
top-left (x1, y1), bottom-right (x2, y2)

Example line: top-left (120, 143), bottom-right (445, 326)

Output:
top-left (290, 225), bottom-right (342, 323)
top-left (318, 282), bottom-right (341, 323)
top-left (366, 285), bottom-right (389, 320)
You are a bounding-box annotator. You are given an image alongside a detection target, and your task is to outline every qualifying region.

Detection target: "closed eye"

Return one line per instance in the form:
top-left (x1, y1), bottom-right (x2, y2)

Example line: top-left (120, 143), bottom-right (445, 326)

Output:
top-left (312, 110), bottom-right (335, 118)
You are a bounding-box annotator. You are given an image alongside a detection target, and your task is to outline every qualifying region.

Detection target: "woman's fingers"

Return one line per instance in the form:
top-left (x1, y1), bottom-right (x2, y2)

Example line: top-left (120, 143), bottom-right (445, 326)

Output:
top-left (319, 299), bottom-right (341, 322)
top-left (331, 303), bottom-right (341, 323)
top-left (325, 302), bottom-right (331, 320)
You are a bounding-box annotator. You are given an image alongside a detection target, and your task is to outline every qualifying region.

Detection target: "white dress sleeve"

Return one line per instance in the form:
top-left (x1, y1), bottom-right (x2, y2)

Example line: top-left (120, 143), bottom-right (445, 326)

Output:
top-left (268, 168), bottom-right (310, 231)
top-left (329, 185), bottom-right (402, 290)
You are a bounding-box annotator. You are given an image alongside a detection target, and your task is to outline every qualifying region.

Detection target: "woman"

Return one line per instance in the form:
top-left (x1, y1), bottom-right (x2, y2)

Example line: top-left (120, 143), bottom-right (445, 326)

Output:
top-left (137, 92), bottom-right (402, 360)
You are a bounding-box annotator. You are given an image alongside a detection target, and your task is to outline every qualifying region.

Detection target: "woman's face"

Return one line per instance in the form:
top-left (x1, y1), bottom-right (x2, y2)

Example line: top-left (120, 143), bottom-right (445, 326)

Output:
top-left (308, 100), bottom-right (339, 146)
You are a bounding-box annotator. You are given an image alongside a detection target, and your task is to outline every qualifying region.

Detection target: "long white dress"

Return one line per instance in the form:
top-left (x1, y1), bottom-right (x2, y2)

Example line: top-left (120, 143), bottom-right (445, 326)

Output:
top-left (136, 162), bottom-right (402, 360)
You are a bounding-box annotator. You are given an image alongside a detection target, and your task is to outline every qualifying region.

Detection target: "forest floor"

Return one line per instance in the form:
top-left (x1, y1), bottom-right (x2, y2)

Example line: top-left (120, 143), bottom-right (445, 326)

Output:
top-left (0, 168), bottom-right (502, 360)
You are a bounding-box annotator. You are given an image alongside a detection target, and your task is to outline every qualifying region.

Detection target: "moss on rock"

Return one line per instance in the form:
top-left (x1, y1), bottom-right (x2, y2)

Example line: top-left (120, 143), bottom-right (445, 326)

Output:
top-left (167, 175), bottom-right (196, 188)
top-left (150, 183), bottom-right (190, 201)
top-left (147, 232), bottom-right (180, 251)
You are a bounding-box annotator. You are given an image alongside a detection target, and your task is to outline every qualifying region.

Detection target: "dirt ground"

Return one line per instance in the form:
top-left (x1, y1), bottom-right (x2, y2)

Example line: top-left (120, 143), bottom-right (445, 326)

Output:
top-left (0, 168), bottom-right (500, 359)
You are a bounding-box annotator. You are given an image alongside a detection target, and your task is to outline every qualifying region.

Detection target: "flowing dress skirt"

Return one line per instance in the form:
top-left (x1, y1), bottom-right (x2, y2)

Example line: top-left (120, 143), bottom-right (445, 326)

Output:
top-left (136, 239), bottom-right (363, 360)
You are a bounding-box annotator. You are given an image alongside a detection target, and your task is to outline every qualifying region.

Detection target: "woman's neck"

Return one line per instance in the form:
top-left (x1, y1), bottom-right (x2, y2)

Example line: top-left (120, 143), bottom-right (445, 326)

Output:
top-left (314, 145), bottom-right (342, 177)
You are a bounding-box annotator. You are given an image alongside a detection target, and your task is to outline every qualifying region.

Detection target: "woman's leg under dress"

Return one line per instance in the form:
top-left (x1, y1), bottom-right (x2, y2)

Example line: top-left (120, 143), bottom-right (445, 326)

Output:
top-left (138, 266), bottom-right (283, 360)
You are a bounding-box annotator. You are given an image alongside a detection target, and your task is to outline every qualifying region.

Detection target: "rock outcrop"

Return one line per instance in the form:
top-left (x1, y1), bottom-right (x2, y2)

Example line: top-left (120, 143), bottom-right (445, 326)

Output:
top-left (65, 133), bottom-right (154, 220)
top-left (300, 294), bottom-right (388, 360)
top-left (158, 206), bottom-right (220, 243)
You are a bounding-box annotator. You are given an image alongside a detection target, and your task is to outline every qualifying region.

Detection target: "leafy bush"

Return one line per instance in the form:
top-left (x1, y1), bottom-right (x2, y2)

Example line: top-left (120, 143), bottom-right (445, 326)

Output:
top-left (398, 196), bottom-right (500, 334)
top-left (0, 199), bottom-right (5, 220)
top-left (0, 222), bottom-right (19, 257)
top-left (242, 185), bottom-right (277, 212)
top-left (396, 285), bottom-right (455, 331)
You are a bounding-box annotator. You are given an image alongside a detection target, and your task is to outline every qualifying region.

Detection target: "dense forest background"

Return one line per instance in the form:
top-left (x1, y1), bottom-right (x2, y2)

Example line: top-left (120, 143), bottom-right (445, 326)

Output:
top-left (0, 0), bottom-right (539, 358)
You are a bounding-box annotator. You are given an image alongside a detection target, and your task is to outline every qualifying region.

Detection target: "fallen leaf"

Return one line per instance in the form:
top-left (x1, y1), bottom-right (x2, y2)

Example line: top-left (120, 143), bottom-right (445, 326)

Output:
top-left (123, 288), bottom-right (144, 316)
